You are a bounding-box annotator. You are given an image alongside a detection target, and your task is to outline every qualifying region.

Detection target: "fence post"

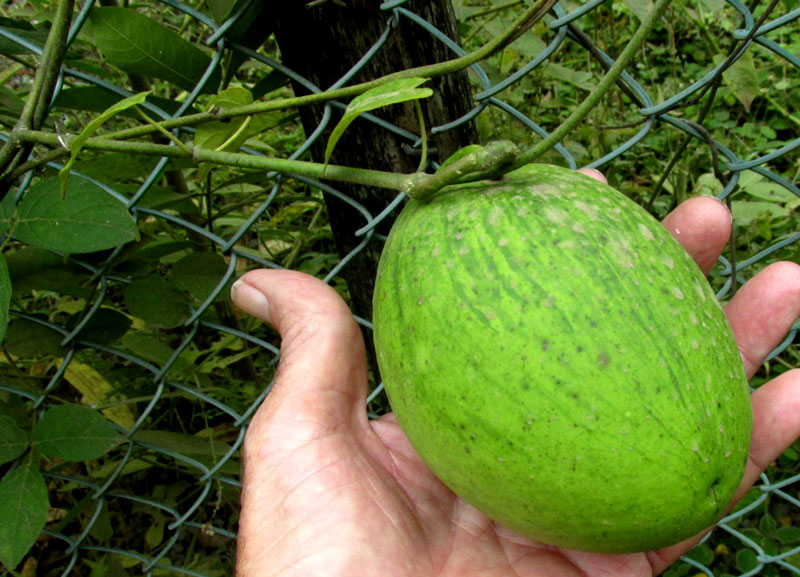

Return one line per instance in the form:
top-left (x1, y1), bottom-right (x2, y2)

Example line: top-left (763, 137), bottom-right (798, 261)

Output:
top-left (272, 0), bottom-right (479, 383)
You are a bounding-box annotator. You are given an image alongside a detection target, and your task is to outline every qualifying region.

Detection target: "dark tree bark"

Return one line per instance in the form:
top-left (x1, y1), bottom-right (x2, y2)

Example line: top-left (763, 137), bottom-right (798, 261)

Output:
top-left (273, 0), bottom-right (479, 382)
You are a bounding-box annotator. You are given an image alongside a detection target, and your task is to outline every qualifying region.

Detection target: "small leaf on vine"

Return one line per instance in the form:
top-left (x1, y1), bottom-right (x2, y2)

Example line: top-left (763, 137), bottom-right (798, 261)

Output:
top-left (58, 91), bottom-right (150, 197)
top-left (324, 78), bottom-right (433, 167)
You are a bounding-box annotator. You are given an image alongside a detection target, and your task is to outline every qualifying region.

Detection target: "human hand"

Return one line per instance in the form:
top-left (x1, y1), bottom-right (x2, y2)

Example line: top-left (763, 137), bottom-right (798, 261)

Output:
top-left (231, 172), bottom-right (800, 577)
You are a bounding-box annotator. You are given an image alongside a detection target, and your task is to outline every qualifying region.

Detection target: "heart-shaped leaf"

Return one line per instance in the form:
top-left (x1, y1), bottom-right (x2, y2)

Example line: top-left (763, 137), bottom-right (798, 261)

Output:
top-left (0, 176), bottom-right (139, 255)
top-left (0, 462), bottom-right (49, 570)
top-left (34, 404), bottom-right (123, 461)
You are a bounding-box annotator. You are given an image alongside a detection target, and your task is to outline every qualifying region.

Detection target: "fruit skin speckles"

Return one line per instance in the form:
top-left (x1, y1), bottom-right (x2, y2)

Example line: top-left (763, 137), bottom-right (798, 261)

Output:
top-left (373, 163), bottom-right (752, 554)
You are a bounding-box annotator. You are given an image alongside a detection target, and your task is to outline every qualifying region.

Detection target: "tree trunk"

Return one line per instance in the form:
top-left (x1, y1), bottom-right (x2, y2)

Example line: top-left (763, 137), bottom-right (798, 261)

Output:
top-left (273, 0), bottom-right (479, 383)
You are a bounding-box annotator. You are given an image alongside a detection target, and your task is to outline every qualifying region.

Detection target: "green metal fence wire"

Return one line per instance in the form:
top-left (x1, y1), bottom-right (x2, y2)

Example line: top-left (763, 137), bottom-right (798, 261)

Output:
top-left (0, 0), bottom-right (799, 575)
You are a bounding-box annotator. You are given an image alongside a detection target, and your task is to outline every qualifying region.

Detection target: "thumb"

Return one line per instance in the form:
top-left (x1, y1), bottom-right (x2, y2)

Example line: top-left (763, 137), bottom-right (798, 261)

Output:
top-left (231, 269), bottom-right (370, 433)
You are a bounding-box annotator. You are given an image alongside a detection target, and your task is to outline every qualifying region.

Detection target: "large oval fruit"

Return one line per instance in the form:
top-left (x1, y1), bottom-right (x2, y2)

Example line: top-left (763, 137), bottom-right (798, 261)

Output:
top-left (372, 163), bottom-right (752, 553)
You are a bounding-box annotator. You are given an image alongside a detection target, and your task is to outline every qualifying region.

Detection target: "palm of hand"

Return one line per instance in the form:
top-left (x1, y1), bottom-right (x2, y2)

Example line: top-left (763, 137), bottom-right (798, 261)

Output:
top-left (241, 404), bottom-right (664, 577)
top-left (233, 195), bottom-right (800, 577)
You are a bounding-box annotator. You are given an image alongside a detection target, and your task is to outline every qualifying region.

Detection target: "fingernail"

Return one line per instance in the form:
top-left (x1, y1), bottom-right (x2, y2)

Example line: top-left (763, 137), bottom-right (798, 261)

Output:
top-left (231, 279), bottom-right (270, 316)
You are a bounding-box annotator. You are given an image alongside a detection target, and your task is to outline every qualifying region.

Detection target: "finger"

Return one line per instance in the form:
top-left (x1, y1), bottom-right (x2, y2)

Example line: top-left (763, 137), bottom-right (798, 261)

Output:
top-left (649, 368), bottom-right (800, 573)
top-left (661, 196), bottom-right (732, 276)
top-left (742, 368), bottom-right (800, 487)
top-left (231, 269), bottom-right (369, 431)
top-left (725, 261), bottom-right (800, 378)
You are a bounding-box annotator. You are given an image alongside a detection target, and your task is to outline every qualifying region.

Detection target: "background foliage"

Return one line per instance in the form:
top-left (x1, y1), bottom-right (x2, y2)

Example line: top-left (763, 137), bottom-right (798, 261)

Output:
top-left (0, 0), bottom-right (798, 575)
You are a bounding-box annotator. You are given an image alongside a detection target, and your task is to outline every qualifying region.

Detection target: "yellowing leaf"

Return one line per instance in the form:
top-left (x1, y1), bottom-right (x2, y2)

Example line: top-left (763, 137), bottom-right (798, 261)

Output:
top-left (63, 361), bottom-right (135, 430)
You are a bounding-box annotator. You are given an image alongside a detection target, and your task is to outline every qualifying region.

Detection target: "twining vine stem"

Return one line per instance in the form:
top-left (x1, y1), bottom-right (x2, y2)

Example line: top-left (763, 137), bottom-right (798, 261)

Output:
top-left (0, 0), bottom-right (75, 177)
top-left (2, 0), bottom-right (672, 198)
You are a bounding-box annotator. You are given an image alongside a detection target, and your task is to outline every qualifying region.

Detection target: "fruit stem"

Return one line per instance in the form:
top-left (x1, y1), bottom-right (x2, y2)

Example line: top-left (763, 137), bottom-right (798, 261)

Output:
top-left (406, 140), bottom-right (520, 200)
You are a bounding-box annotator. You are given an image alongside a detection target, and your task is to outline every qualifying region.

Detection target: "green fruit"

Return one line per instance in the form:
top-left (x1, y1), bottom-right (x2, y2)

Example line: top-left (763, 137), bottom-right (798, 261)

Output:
top-left (372, 164), bottom-right (752, 553)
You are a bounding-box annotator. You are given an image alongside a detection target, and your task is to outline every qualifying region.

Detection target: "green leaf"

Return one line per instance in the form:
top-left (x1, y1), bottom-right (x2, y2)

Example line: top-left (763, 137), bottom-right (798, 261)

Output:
top-left (194, 86), bottom-right (279, 178)
top-left (622, 0), bottom-right (654, 21)
top-left (0, 416), bottom-right (28, 466)
top-left (0, 462), bottom-right (49, 571)
top-left (133, 239), bottom-right (195, 261)
top-left (0, 17), bottom-right (49, 56)
top-left (775, 526), bottom-right (800, 544)
top-left (545, 62), bottom-right (596, 92)
top-left (325, 78), bottom-right (433, 164)
top-left (4, 318), bottom-right (65, 358)
top-left (714, 50), bottom-right (758, 112)
top-left (65, 308), bottom-right (132, 345)
top-left (129, 185), bottom-right (200, 213)
top-left (59, 91), bottom-right (149, 196)
top-left (90, 7), bottom-right (219, 93)
top-left (738, 170), bottom-right (800, 205)
top-left (171, 251), bottom-right (230, 303)
top-left (132, 429), bottom-right (231, 458)
top-left (0, 254), bottom-right (10, 345)
top-left (695, 172), bottom-right (724, 197)
top-left (207, 85), bottom-right (252, 109)
top-left (194, 88), bottom-right (252, 152)
top-left (208, 0), bottom-right (238, 22)
top-left (684, 543), bottom-right (714, 565)
top-left (735, 548), bottom-right (759, 573)
top-left (144, 512), bottom-right (166, 551)
top-left (119, 332), bottom-right (185, 367)
top-left (731, 200), bottom-right (791, 225)
top-left (759, 513), bottom-right (777, 536)
top-left (54, 86), bottom-right (192, 117)
top-left (62, 361), bottom-right (135, 431)
top-left (124, 276), bottom-right (189, 329)
top-left (34, 404), bottom-right (123, 461)
top-left (698, 0), bottom-right (726, 17)
top-left (251, 69), bottom-right (290, 99)
top-left (6, 247), bottom-right (91, 297)
top-left (0, 176), bottom-right (139, 255)
top-left (69, 152), bottom-right (161, 184)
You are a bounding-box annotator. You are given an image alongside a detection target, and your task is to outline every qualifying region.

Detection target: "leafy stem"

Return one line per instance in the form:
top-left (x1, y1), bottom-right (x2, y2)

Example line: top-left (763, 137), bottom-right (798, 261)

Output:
top-left (97, 0), bottom-right (557, 143)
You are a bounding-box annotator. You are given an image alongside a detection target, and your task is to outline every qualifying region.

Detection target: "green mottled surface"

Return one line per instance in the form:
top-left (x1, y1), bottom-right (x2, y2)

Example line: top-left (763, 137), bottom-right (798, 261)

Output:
top-left (372, 164), bottom-right (752, 553)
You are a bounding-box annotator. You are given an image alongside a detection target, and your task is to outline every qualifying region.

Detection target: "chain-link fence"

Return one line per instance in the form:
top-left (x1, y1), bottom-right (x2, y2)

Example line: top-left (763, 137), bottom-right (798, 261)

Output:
top-left (0, 0), bottom-right (799, 575)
